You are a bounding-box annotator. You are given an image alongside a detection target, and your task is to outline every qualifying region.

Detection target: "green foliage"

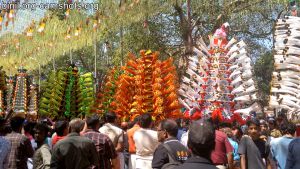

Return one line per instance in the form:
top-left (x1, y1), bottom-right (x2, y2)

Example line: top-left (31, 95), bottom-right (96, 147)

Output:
top-left (78, 72), bottom-right (95, 117)
top-left (39, 67), bottom-right (95, 119)
top-left (39, 70), bottom-right (67, 119)
top-left (254, 51), bottom-right (274, 106)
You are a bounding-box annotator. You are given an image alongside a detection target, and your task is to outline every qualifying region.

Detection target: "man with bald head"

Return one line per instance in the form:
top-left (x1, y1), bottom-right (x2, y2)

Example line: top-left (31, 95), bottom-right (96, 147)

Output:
top-left (50, 118), bottom-right (99, 169)
top-left (121, 122), bottom-right (128, 131)
top-left (152, 119), bottom-right (189, 169)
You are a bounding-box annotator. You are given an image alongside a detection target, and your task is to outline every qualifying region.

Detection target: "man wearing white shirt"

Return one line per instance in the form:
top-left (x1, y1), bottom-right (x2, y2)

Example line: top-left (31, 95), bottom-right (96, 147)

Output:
top-left (180, 131), bottom-right (189, 147)
top-left (99, 112), bottom-right (124, 169)
top-left (133, 113), bottom-right (159, 169)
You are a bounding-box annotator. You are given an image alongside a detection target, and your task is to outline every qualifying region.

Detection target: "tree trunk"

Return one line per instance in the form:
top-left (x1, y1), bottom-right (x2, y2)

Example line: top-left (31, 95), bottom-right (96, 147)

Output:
top-left (174, 0), bottom-right (194, 78)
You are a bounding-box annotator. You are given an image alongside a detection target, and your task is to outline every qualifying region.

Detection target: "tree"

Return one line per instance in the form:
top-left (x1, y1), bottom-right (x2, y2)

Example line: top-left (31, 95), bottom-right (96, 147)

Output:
top-left (254, 51), bottom-right (274, 107)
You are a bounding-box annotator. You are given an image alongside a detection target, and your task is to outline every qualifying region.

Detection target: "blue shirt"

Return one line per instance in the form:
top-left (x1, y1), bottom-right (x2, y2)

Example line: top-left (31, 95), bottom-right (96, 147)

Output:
top-left (177, 129), bottom-right (186, 141)
top-left (270, 136), bottom-right (293, 169)
top-left (285, 138), bottom-right (300, 169)
top-left (228, 138), bottom-right (239, 161)
top-left (0, 136), bottom-right (11, 169)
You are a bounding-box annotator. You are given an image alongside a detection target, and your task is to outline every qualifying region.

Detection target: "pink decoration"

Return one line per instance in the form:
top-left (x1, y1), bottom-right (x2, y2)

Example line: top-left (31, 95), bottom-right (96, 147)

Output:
top-left (214, 22), bottom-right (229, 39)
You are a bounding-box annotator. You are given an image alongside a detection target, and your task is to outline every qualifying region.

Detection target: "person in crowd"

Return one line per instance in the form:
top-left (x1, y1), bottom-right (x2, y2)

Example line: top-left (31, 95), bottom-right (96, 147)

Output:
top-left (23, 121), bottom-right (36, 169)
top-left (40, 118), bottom-right (54, 148)
top-left (180, 121), bottom-right (189, 147)
top-left (285, 136), bottom-right (300, 169)
top-left (121, 122), bottom-right (128, 131)
top-left (24, 121), bottom-right (37, 149)
top-left (152, 119), bottom-right (189, 169)
top-left (268, 118), bottom-right (282, 140)
top-left (120, 121), bottom-right (130, 169)
top-left (296, 124), bottom-right (300, 137)
top-left (260, 131), bottom-right (269, 142)
top-left (83, 114), bottom-right (120, 169)
top-left (5, 116), bottom-right (34, 169)
top-left (175, 118), bottom-right (186, 141)
top-left (99, 112), bottom-right (125, 169)
top-left (211, 122), bottom-right (234, 169)
top-left (231, 125), bottom-right (243, 143)
top-left (51, 120), bottom-right (68, 147)
top-left (33, 122), bottom-right (51, 169)
top-left (276, 113), bottom-right (287, 128)
top-left (127, 116), bottom-right (140, 169)
top-left (0, 119), bottom-right (11, 169)
top-left (133, 113), bottom-right (159, 169)
top-left (259, 119), bottom-right (269, 134)
top-left (127, 116), bottom-right (140, 153)
top-left (180, 130), bottom-right (188, 147)
top-left (179, 119), bottom-right (190, 148)
top-left (270, 123), bottom-right (296, 169)
top-left (222, 127), bottom-right (240, 168)
top-left (238, 118), bottom-right (271, 169)
top-left (174, 119), bottom-right (217, 169)
top-left (50, 118), bottom-right (99, 169)
top-left (261, 118), bottom-right (277, 169)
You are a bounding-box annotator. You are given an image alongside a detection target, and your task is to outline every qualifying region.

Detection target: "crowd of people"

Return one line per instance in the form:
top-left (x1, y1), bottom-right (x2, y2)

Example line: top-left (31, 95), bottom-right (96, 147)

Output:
top-left (0, 111), bottom-right (299, 169)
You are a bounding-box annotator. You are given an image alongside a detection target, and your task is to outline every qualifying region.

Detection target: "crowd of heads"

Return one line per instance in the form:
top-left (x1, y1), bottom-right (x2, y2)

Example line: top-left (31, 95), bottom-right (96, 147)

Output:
top-left (0, 109), bottom-right (299, 169)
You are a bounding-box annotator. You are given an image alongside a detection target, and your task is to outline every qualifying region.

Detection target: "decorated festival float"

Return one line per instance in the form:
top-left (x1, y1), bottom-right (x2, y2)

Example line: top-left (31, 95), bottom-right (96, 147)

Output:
top-left (179, 23), bottom-right (261, 124)
top-left (94, 67), bottom-right (122, 115)
top-left (0, 66), bottom-right (39, 120)
top-left (269, 1), bottom-right (300, 122)
top-left (99, 50), bottom-right (182, 121)
top-left (39, 65), bottom-right (95, 120)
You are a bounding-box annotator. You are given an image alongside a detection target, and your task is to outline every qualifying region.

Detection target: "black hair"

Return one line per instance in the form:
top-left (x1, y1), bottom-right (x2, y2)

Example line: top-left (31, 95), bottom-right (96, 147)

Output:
top-left (34, 122), bottom-right (49, 136)
top-left (175, 118), bottom-right (182, 128)
top-left (188, 140), bottom-right (215, 158)
top-left (24, 121), bottom-right (36, 136)
top-left (219, 122), bottom-right (232, 129)
top-left (187, 120), bottom-right (215, 159)
top-left (260, 130), bottom-right (269, 137)
top-left (86, 114), bottom-right (100, 129)
top-left (160, 119), bottom-right (178, 137)
top-left (140, 113), bottom-right (152, 128)
top-left (209, 118), bottom-right (220, 130)
top-left (0, 118), bottom-right (11, 135)
top-left (55, 120), bottom-right (68, 136)
top-left (10, 116), bottom-right (25, 132)
top-left (133, 115), bottom-right (140, 124)
top-left (105, 112), bottom-right (117, 123)
top-left (99, 117), bottom-right (105, 128)
top-left (280, 123), bottom-right (296, 135)
top-left (246, 118), bottom-right (260, 127)
top-left (128, 115), bottom-right (140, 129)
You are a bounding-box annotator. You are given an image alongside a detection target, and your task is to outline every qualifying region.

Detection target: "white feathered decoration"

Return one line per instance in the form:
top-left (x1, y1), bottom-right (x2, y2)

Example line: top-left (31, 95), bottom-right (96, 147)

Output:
top-left (179, 23), bottom-right (259, 122)
top-left (269, 15), bottom-right (300, 120)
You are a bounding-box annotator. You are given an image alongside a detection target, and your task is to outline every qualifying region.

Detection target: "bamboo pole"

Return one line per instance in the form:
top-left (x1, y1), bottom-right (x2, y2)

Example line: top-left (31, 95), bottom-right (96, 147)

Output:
top-left (94, 29), bottom-right (97, 93)
top-left (38, 63), bottom-right (41, 93)
top-left (70, 48), bottom-right (73, 65)
top-left (120, 24), bottom-right (124, 66)
top-left (53, 56), bottom-right (56, 72)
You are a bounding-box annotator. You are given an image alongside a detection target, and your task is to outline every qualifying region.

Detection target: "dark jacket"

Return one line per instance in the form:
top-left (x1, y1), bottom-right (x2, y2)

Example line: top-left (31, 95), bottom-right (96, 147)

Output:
top-left (174, 156), bottom-right (218, 169)
top-left (152, 138), bottom-right (189, 169)
top-left (50, 132), bottom-right (99, 169)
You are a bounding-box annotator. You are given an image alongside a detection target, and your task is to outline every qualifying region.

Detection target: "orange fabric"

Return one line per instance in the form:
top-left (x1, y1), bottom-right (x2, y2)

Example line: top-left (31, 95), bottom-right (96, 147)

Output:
top-left (127, 124), bottom-right (140, 154)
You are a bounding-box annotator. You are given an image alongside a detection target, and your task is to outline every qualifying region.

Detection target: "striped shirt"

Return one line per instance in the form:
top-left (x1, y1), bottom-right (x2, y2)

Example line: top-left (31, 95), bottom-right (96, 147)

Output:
top-left (83, 129), bottom-right (117, 169)
top-left (5, 132), bottom-right (34, 169)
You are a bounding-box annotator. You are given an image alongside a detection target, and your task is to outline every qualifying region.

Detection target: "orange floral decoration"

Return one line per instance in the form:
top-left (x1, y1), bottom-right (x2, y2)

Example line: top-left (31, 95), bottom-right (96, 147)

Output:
top-left (114, 50), bottom-right (181, 121)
